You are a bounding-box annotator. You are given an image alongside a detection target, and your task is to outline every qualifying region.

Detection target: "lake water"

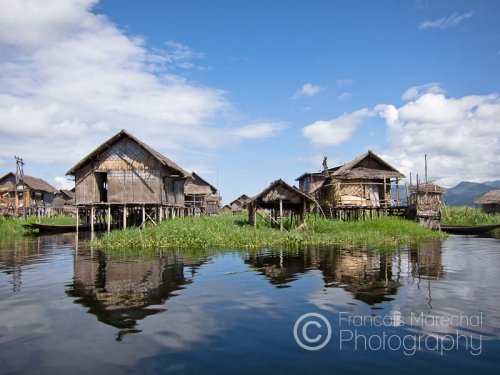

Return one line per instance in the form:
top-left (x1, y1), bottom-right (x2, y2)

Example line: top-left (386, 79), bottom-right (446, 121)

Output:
top-left (0, 234), bottom-right (499, 374)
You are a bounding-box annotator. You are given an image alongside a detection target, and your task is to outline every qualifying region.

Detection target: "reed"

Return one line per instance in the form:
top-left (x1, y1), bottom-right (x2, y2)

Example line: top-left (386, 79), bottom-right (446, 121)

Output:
top-left (0, 215), bottom-right (76, 236)
top-left (94, 214), bottom-right (446, 251)
top-left (441, 206), bottom-right (500, 225)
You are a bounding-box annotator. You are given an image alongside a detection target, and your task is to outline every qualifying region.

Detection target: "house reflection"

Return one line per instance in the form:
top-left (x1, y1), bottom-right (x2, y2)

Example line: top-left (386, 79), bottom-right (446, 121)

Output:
top-left (245, 242), bottom-right (445, 306)
top-left (66, 249), bottom-right (204, 340)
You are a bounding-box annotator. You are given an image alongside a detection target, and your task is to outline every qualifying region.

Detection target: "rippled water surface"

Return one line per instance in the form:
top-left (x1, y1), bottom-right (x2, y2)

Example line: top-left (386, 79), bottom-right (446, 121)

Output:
top-left (1, 234), bottom-right (499, 374)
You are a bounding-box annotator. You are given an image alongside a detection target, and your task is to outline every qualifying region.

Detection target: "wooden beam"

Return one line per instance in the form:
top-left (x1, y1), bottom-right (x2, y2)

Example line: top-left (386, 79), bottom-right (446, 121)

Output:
top-left (123, 205), bottom-right (127, 229)
top-left (90, 206), bottom-right (94, 233)
top-left (76, 207), bottom-right (79, 233)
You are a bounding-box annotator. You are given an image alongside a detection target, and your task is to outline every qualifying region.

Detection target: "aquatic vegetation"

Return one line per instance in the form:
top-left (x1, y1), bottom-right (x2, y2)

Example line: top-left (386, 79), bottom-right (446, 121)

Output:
top-left (441, 206), bottom-right (500, 225)
top-left (0, 215), bottom-right (76, 236)
top-left (94, 214), bottom-right (446, 251)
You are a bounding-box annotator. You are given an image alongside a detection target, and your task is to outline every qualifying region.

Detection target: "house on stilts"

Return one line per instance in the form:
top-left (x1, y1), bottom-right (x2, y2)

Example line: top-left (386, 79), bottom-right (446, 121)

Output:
top-left (247, 179), bottom-right (314, 231)
top-left (298, 151), bottom-right (406, 220)
top-left (184, 172), bottom-right (221, 216)
top-left (0, 172), bottom-right (58, 217)
top-left (66, 130), bottom-right (191, 232)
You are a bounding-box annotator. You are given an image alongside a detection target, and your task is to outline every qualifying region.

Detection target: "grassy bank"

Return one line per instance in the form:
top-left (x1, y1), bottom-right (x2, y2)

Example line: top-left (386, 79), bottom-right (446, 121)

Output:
top-left (94, 214), bottom-right (446, 250)
top-left (0, 215), bottom-right (76, 236)
top-left (441, 206), bottom-right (500, 225)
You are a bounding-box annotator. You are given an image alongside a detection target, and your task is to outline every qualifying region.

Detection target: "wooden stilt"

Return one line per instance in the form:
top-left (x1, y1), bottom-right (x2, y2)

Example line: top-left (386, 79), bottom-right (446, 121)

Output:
top-left (142, 204), bottom-right (145, 228)
top-left (279, 199), bottom-right (283, 232)
top-left (123, 205), bottom-right (127, 229)
top-left (76, 207), bottom-right (79, 233)
top-left (90, 206), bottom-right (94, 233)
top-left (107, 205), bottom-right (111, 233)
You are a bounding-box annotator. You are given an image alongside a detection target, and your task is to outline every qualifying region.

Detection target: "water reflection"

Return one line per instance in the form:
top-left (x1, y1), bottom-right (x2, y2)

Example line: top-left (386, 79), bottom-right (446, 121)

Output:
top-left (0, 233), bottom-right (77, 292)
top-left (66, 250), bottom-right (205, 340)
top-left (245, 241), bottom-right (445, 306)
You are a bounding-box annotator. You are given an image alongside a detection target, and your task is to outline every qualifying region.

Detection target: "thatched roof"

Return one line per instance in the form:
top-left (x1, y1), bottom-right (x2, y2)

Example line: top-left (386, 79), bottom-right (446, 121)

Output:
top-left (331, 151), bottom-right (405, 180)
top-left (475, 190), bottom-right (500, 204)
top-left (66, 130), bottom-right (190, 177)
top-left (246, 179), bottom-right (314, 207)
top-left (408, 183), bottom-right (445, 194)
top-left (0, 172), bottom-right (58, 193)
top-left (295, 166), bottom-right (341, 181)
top-left (60, 189), bottom-right (76, 199)
top-left (184, 172), bottom-right (217, 195)
top-left (230, 194), bottom-right (250, 206)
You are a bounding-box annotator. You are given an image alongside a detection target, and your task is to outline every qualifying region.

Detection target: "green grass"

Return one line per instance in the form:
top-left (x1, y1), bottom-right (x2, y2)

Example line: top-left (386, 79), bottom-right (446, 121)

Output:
top-left (93, 214), bottom-right (446, 251)
top-left (0, 215), bottom-right (76, 236)
top-left (441, 206), bottom-right (500, 225)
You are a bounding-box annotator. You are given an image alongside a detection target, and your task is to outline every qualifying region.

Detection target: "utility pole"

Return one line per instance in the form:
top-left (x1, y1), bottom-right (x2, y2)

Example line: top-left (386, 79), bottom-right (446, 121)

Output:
top-left (14, 156), bottom-right (25, 217)
top-left (424, 154), bottom-right (428, 184)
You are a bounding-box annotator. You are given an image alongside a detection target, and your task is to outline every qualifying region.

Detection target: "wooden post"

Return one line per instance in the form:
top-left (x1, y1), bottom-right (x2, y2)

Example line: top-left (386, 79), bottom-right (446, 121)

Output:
top-left (76, 207), bottom-right (79, 233)
top-left (107, 205), bottom-right (111, 233)
top-left (123, 205), bottom-right (127, 229)
top-left (159, 206), bottom-right (163, 223)
top-left (142, 204), bottom-right (145, 228)
top-left (90, 206), bottom-right (94, 233)
top-left (279, 199), bottom-right (283, 232)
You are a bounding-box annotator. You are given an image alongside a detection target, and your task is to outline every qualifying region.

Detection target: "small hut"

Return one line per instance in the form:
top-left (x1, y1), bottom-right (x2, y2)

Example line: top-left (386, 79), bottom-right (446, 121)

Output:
top-left (475, 190), bottom-right (500, 213)
top-left (184, 172), bottom-right (221, 215)
top-left (219, 204), bottom-right (232, 215)
top-left (406, 183), bottom-right (445, 229)
top-left (0, 172), bottom-right (58, 216)
top-left (66, 130), bottom-right (191, 231)
top-left (246, 179), bottom-right (314, 230)
top-left (320, 151), bottom-right (405, 208)
top-left (230, 194), bottom-right (250, 215)
top-left (53, 189), bottom-right (76, 215)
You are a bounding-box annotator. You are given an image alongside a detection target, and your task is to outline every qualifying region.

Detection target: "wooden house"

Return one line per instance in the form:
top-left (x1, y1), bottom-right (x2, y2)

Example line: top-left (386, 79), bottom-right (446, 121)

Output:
top-left (0, 172), bottom-right (58, 216)
top-left (53, 189), bottom-right (76, 215)
top-left (184, 172), bottom-right (221, 215)
top-left (230, 194), bottom-right (250, 215)
top-left (475, 190), bottom-right (500, 214)
top-left (66, 130), bottom-right (191, 230)
top-left (247, 179), bottom-right (314, 230)
top-left (219, 204), bottom-right (232, 214)
top-left (319, 151), bottom-right (405, 209)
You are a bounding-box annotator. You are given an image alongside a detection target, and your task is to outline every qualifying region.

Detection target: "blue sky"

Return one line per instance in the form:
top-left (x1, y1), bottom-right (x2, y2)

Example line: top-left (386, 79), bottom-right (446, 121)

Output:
top-left (0, 0), bottom-right (499, 203)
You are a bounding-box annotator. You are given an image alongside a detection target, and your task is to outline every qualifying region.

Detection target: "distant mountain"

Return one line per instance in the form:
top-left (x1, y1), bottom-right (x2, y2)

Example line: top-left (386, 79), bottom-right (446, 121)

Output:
top-left (443, 180), bottom-right (500, 207)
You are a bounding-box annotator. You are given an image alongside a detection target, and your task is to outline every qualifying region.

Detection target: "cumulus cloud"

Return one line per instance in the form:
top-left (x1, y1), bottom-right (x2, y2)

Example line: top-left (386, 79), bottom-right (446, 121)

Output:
top-left (233, 122), bottom-right (288, 139)
top-left (302, 108), bottom-right (373, 146)
top-left (294, 83), bottom-right (325, 98)
top-left (302, 89), bottom-right (500, 186)
top-left (419, 11), bottom-right (473, 30)
top-left (54, 176), bottom-right (74, 190)
top-left (0, 0), bottom-right (283, 174)
top-left (379, 92), bottom-right (500, 186)
top-left (401, 83), bottom-right (445, 100)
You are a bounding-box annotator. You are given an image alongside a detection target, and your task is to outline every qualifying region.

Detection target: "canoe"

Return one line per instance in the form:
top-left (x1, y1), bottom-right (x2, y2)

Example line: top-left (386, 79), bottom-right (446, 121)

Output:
top-left (23, 223), bottom-right (90, 233)
top-left (440, 224), bottom-right (500, 235)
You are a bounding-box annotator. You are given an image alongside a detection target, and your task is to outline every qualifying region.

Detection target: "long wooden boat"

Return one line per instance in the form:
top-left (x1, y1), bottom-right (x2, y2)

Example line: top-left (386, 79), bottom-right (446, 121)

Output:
top-left (24, 223), bottom-right (90, 233)
top-left (440, 224), bottom-right (500, 235)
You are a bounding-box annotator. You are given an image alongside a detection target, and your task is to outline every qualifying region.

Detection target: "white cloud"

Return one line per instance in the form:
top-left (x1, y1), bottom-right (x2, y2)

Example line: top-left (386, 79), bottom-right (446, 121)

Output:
top-left (0, 0), bottom-right (283, 177)
top-left (419, 11), bottom-right (473, 30)
top-left (380, 92), bottom-right (500, 186)
top-left (402, 83), bottom-right (445, 101)
top-left (294, 83), bottom-right (325, 98)
top-left (233, 122), bottom-right (288, 139)
top-left (303, 89), bottom-right (500, 186)
top-left (54, 176), bottom-right (74, 190)
top-left (302, 108), bottom-right (373, 146)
